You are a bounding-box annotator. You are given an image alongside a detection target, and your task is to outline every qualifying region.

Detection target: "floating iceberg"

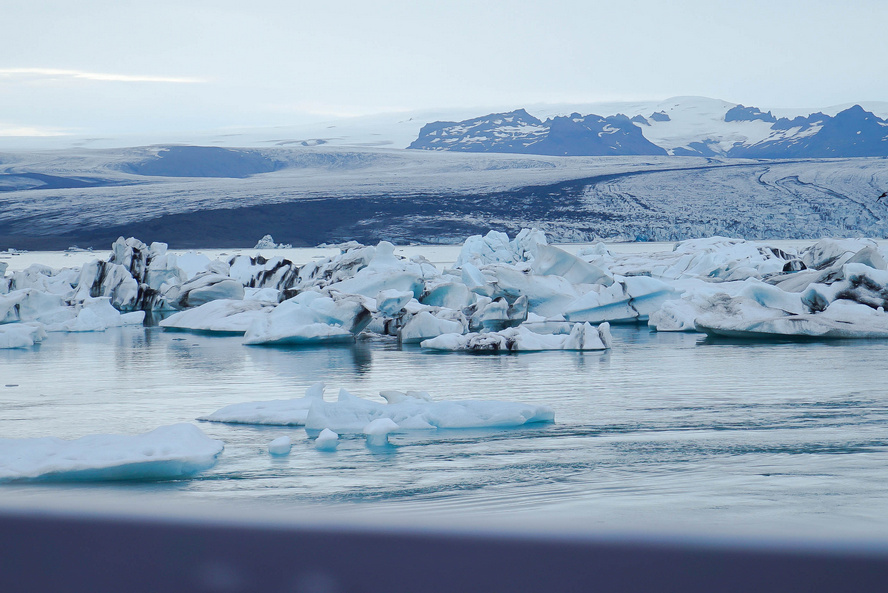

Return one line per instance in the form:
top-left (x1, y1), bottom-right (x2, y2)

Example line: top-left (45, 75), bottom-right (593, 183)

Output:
top-left (305, 388), bottom-right (555, 433)
top-left (0, 322), bottom-right (47, 349)
top-left (160, 299), bottom-right (274, 333)
top-left (649, 244), bottom-right (888, 339)
top-left (202, 382), bottom-right (326, 425)
top-left (455, 229), bottom-right (547, 267)
top-left (363, 417), bottom-right (399, 446)
top-left (201, 383), bottom-right (554, 432)
top-left (314, 428), bottom-right (340, 451)
top-left (267, 436), bottom-right (292, 456)
top-left (399, 309), bottom-right (467, 343)
top-left (0, 424), bottom-right (224, 482)
top-left (163, 273), bottom-right (245, 310)
top-left (695, 297), bottom-right (888, 339)
top-left (421, 322), bottom-right (611, 352)
top-left (253, 234), bottom-right (292, 250)
top-left (243, 292), bottom-right (370, 346)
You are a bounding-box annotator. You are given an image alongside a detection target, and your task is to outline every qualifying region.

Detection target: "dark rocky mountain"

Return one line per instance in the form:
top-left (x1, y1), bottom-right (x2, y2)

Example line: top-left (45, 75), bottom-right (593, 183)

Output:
top-left (730, 105), bottom-right (888, 158)
top-left (408, 110), bottom-right (666, 156)
top-left (724, 104), bottom-right (777, 123)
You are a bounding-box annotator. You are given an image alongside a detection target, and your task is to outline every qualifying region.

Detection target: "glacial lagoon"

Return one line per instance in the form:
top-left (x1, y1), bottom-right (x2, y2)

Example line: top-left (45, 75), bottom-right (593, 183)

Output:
top-left (3, 320), bottom-right (888, 533)
top-left (2, 240), bottom-right (888, 537)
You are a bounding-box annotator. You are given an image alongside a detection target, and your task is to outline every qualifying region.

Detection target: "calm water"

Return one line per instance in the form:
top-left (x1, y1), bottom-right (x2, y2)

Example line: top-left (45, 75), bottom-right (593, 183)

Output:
top-left (2, 323), bottom-right (887, 533)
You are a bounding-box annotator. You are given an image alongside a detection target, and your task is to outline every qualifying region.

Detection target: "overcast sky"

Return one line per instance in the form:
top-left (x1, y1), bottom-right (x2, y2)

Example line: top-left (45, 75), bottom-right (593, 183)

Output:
top-left (2, 0), bottom-right (887, 136)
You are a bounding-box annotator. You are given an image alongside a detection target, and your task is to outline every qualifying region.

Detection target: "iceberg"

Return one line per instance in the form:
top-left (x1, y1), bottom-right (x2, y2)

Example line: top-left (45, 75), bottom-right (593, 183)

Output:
top-left (0, 322), bottom-right (47, 349)
top-left (455, 229), bottom-right (547, 267)
top-left (374, 289), bottom-right (413, 316)
top-left (201, 382), bottom-right (326, 425)
top-left (243, 292), bottom-right (370, 346)
top-left (228, 254), bottom-right (299, 291)
top-left (0, 424), bottom-right (224, 482)
top-left (363, 417), bottom-right (399, 446)
top-left (398, 310), bottom-right (466, 343)
top-left (163, 273), bottom-right (245, 310)
top-left (160, 299), bottom-right (274, 334)
top-left (201, 383), bottom-right (554, 432)
top-left (267, 436), bottom-right (292, 456)
top-left (421, 322), bottom-right (611, 352)
top-left (563, 277), bottom-right (680, 324)
top-left (324, 242), bottom-right (433, 299)
top-left (420, 280), bottom-right (472, 310)
top-left (531, 243), bottom-right (613, 286)
top-left (253, 234), bottom-right (292, 250)
top-left (43, 297), bottom-right (145, 332)
top-left (314, 428), bottom-right (340, 451)
top-left (695, 297), bottom-right (888, 339)
top-left (0, 289), bottom-right (67, 324)
top-left (305, 388), bottom-right (554, 433)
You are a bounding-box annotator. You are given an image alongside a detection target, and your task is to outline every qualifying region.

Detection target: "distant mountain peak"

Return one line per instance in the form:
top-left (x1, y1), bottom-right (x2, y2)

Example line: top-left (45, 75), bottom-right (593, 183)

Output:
top-left (408, 109), bottom-right (666, 156)
top-left (724, 104), bottom-right (777, 123)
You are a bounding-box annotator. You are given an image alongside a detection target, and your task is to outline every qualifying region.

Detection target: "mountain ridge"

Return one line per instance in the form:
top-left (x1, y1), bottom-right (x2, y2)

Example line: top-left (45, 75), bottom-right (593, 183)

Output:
top-left (409, 100), bottom-right (888, 159)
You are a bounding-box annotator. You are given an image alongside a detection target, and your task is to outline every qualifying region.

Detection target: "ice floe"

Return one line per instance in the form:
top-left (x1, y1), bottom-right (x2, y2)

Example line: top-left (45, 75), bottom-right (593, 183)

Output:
top-left (0, 424), bottom-right (223, 482)
top-left (267, 436), bottom-right (292, 456)
top-left (201, 382), bottom-right (327, 426)
top-left (201, 382), bottom-right (554, 433)
top-left (314, 428), bottom-right (340, 451)
top-left (0, 322), bottom-right (46, 349)
top-left (305, 387), bottom-right (554, 433)
top-left (363, 418), bottom-right (399, 446)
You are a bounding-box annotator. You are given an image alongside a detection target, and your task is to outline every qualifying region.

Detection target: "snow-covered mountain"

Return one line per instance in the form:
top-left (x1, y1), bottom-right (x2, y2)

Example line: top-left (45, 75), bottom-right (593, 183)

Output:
top-left (408, 97), bottom-right (888, 158)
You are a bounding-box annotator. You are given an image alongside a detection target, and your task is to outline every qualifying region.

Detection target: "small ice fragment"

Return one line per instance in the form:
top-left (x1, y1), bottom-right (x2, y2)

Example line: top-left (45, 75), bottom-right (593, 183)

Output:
top-left (315, 428), bottom-right (339, 451)
top-left (363, 418), bottom-right (399, 447)
top-left (267, 436), bottom-right (292, 456)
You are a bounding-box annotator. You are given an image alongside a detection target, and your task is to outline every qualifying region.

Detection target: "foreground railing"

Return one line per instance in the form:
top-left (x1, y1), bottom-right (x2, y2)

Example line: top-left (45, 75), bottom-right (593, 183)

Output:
top-left (1, 498), bottom-right (887, 592)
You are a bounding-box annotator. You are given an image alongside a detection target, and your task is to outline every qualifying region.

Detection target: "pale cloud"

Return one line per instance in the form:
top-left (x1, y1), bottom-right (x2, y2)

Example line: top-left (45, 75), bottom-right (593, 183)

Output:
top-left (0, 123), bottom-right (70, 137)
top-left (0, 68), bottom-right (205, 84)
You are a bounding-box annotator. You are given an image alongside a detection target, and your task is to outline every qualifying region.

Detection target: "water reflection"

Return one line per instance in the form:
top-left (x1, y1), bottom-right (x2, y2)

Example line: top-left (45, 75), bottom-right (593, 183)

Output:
top-left (243, 340), bottom-right (374, 384)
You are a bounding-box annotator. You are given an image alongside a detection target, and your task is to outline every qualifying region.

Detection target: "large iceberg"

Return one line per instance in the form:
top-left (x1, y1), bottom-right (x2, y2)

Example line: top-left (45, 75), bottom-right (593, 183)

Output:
top-left (0, 424), bottom-right (224, 482)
